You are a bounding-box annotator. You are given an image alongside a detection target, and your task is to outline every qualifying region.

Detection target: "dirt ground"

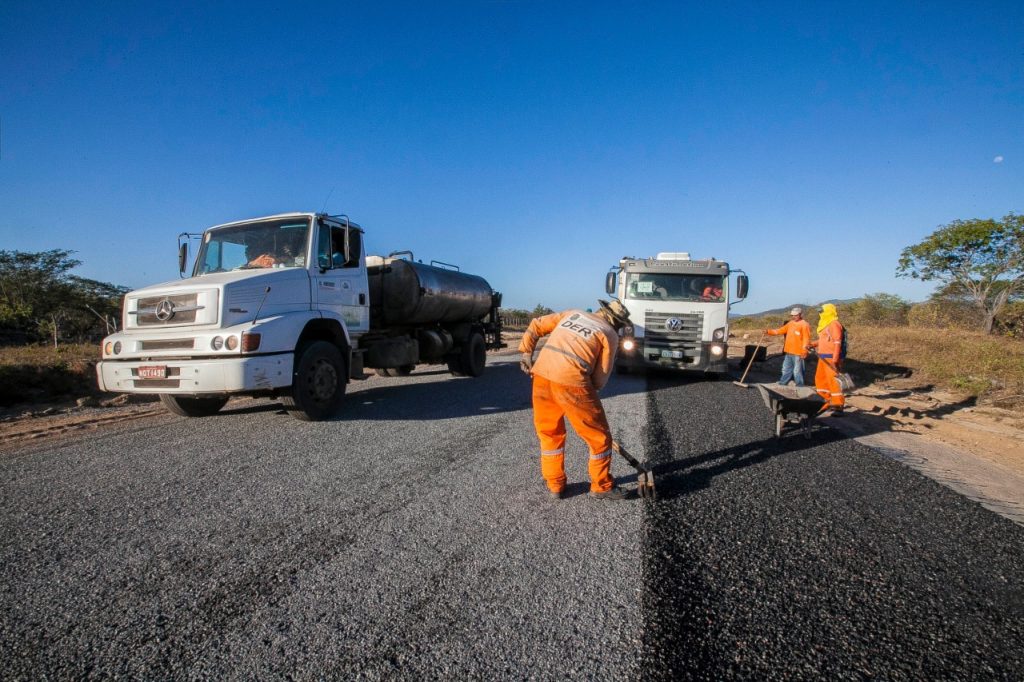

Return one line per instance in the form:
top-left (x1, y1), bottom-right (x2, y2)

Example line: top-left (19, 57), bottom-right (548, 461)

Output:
top-left (3, 333), bottom-right (1022, 524)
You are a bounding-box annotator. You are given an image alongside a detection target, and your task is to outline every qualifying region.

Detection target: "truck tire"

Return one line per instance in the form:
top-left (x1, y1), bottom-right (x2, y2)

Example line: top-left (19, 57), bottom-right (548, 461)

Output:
top-left (159, 394), bottom-right (229, 417)
top-left (450, 332), bottom-right (486, 377)
top-left (282, 341), bottom-right (346, 421)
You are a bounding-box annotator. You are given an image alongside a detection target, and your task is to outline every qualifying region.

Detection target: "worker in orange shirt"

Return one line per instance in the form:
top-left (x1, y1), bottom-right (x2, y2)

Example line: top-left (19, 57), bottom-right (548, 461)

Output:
top-left (519, 299), bottom-right (631, 500)
top-left (764, 307), bottom-right (812, 386)
top-left (810, 303), bottom-right (847, 414)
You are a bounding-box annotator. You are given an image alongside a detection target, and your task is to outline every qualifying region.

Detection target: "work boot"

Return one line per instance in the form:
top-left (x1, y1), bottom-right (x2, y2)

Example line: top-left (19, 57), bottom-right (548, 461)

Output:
top-left (588, 487), bottom-right (630, 501)
top-left (549, 488), bottom-right (565, 499)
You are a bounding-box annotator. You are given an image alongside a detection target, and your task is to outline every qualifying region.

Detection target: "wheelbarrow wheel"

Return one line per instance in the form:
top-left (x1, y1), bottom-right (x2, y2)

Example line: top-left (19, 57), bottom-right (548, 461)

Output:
top-left (775, 412), bottom-right (784, 437)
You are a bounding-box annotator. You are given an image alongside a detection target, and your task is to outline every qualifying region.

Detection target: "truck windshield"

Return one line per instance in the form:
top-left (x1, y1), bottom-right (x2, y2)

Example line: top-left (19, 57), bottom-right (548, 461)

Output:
top-left (625, 273), bottom-right (725, 302)
top-left (194, 218), bottom-right (311, 275)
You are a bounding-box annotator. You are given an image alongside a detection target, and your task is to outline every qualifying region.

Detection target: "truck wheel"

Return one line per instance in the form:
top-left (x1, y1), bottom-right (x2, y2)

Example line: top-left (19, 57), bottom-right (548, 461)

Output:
top-left (282, 341), bottom-right (346, 421)
top-left (393, 364), bottom-right (415, 376)
top-left (375, 368), bottom-right (394, 377)
top-left (459, 333), bottom-right (486, 377)
top-left (159, 394), bottom-right (229, 417)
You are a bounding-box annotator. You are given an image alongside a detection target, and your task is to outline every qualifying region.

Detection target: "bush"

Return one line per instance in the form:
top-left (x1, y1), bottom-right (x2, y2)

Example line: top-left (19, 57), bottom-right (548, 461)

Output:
top-left (844, 293), bottom-right (910, 327)
top-left (994, 301), bottom-right (1024, 338)
top-left (908, 300), bottom-right (984, 330)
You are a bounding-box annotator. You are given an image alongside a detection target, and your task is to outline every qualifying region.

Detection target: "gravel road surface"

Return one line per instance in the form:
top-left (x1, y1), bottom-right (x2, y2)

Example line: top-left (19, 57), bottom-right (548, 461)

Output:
top-left (1, 356), bottom-right (1022, 679)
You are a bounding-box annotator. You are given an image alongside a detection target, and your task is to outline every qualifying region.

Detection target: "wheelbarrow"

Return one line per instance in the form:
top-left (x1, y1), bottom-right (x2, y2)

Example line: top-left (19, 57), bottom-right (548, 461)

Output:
top-left (756, 384), bottom-right (826, 438)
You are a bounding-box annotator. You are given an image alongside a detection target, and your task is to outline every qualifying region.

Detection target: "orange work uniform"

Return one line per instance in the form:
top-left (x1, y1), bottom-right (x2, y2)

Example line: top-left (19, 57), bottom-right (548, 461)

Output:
top-left (814, 320), bottom-right (846, 410)
top-left (519, 310), bottom-right (619, 494)
top-left (765, 319), bottom-right (811, 357)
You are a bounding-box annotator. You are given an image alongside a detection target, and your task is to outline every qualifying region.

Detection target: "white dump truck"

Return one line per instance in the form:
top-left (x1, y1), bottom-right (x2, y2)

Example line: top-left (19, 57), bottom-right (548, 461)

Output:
top-left (97, 212), bottom-right (504, 420)
top-left (604, 252), bottom-right (748, 374)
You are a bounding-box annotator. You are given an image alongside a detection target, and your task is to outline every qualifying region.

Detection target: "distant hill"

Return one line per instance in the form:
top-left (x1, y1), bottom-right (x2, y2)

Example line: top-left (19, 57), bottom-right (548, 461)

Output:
top-left (731, 298), bottom-right (861, 319)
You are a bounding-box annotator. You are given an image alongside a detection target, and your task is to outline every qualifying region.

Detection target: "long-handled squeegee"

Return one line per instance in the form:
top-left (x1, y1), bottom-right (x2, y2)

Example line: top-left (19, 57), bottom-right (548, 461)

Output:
top-left (611, 441), bottom-right (657, 500)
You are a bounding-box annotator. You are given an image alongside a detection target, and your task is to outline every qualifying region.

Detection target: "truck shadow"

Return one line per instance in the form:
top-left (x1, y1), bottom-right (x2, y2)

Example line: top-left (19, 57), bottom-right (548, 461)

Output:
top-left (220, 358), bottom-right (651, 422)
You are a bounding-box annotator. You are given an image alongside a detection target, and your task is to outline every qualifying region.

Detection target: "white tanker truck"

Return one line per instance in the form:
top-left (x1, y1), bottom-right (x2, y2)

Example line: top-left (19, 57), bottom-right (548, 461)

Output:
top-left (97, 212), bottom-right (504, 420)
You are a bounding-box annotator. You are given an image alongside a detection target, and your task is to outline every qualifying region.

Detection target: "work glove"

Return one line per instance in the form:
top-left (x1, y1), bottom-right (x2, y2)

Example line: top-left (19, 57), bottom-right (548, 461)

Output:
top-left (519, 353), bottom-right (533, 375)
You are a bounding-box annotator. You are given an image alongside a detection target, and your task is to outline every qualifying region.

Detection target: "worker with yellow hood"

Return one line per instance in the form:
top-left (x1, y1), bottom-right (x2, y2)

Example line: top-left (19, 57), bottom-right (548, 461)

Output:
top-left (519, 299), bottom-right (632, 500)
top-left (810, 303), bottom-right (846, 413)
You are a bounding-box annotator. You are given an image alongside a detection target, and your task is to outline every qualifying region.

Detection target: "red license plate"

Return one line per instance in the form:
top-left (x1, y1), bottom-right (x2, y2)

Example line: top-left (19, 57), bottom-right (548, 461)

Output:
top-left (137, 365), bottom-right (167, 380)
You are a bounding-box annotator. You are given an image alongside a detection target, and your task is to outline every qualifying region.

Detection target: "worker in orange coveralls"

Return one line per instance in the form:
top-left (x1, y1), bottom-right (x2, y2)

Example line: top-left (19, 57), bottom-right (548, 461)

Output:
top-left (810, 303), bottom-right (847, 414)
top-left (764, 307), bottom-right (812, 386)
top-left (519, 299), bottom-right (631, 500)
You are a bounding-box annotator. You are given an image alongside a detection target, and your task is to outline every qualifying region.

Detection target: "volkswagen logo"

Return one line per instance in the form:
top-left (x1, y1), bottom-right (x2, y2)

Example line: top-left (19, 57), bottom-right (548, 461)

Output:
top-left (666, 317), bottom-right (683, 332)
top-left (155, 299), bottom-right (176, 321)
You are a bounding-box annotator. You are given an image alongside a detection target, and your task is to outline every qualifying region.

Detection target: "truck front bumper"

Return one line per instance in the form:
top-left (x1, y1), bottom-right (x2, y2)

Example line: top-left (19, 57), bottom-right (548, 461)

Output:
top-left (97, 353), bottom-right (294, 395)
top-left (617, 340), bottom-right (729, 374)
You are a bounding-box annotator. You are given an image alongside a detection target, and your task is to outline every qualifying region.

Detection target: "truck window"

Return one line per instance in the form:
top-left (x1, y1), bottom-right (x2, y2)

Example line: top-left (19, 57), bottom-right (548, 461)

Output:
top-left (625, 273), bottom-right (725, 302)
top-left (321, 226), bottom-right (361, 268)
top-left (195, 218), bottom-right (310, 275)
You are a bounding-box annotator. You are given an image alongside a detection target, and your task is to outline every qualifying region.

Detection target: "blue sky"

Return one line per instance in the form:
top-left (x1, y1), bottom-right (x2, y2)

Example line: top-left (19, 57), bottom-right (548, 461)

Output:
top-left (1, 1), bottom-right (1021, 314)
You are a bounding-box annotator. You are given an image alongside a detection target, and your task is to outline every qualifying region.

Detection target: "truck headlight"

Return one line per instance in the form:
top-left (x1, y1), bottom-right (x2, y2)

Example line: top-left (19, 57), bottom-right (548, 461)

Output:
top-left (113, 341), bottom-right (122, 355)
top-left (211, 336), bottom-right (224, 350)
top-left (104, 342), bottom-right (113, 355)
top-left (710, 344), bottom-right (725, 357)
top-left (713, 326), bottom-right (726, 341)
top-left (226, 335), bottom-right (239, 351)
top-left (622, 338), bottom-right (636, 352)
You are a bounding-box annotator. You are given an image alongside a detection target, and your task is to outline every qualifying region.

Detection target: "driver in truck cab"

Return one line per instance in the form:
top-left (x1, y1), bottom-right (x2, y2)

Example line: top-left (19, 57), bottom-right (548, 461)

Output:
top-left (518, 299), bottom-right (632, 501)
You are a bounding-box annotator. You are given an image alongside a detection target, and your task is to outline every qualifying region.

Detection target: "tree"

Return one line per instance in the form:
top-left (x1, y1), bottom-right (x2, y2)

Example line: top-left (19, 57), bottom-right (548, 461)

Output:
top-left (530, 304), bottom-right (554, 318)
top-left (897, 213), bottom-right (1024, 333)
top-left (0, 250), bottom-right (127, 344)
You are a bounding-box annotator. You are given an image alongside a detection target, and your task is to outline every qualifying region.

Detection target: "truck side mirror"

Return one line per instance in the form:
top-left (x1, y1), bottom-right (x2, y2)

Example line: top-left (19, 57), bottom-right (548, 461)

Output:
top-left (344, 229), bottom-right (362, 268)
top-left (736, 275), bottom-right (749, 299)
top-left (178, 243), bottom-right (188, 275)
top-left (605, 271), bottom-right (616, 295)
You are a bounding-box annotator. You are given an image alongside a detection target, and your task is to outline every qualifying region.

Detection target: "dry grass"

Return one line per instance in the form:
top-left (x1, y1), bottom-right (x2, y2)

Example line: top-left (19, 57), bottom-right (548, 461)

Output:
top-left (0, 343), bottom-right (101, 407)
top-left (847, 326), bottom-right (1024, 399)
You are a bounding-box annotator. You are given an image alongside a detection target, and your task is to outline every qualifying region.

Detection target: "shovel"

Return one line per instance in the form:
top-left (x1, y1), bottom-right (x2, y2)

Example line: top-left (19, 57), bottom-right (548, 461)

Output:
top-left (733, 330), bottom-right (767, 388)
top-left (611, 441), bottom-right (656, 500)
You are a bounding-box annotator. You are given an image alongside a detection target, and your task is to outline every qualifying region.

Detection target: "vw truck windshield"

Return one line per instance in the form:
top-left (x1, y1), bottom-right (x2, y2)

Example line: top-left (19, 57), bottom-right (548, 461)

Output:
top-left (625, 273), bottom-right (725, 302)
top-left (195, 218), bottom-right (311, 275)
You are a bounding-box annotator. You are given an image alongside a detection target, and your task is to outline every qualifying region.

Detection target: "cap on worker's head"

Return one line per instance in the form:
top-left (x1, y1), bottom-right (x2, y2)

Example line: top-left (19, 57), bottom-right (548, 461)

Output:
top-left (790, 307), bottom-right (803, 316)
top-left (597, 298), bottom-right (631, 326)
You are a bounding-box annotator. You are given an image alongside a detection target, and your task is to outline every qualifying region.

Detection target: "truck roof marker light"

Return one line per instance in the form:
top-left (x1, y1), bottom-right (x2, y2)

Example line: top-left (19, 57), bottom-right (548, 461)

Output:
top-left (241, 332), bottom-right (261, 353)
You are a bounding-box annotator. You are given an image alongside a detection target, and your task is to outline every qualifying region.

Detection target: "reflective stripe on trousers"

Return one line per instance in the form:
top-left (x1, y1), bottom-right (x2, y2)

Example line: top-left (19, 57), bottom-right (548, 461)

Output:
top-left (531, 375), bottom-right (614, 493)
top-left (814, 357), bottom-right (846, 409)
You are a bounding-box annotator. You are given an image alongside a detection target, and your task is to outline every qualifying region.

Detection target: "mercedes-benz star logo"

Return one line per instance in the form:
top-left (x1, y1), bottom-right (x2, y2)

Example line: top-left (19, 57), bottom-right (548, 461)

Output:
top-left (666, 317), bottom-right (682, 332)
top-left (155, 299), bottom-right (176, 321)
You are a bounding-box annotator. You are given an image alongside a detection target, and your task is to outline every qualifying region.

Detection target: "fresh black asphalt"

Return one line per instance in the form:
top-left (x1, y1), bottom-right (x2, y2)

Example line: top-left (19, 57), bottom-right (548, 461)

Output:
top-left (1, 356), bottom-right (1022, 679)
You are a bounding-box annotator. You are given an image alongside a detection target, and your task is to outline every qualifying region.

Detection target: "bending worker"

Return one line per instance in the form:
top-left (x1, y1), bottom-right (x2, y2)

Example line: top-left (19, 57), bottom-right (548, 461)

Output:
top-left (764, 307), bottom-right (811, 386)
top-left (519, 299), bottom-right (632, 500)
top-left (810, 303), bottom-right (847, 414)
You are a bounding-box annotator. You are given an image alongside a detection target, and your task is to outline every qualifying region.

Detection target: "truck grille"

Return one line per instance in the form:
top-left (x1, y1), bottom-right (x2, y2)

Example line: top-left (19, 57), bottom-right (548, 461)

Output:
top-left (140, 339), bottom-right (195, 350)
top-left (133, 294), bottom-right (200, 326)
top-left (643, 312), bottom-right (703, 359)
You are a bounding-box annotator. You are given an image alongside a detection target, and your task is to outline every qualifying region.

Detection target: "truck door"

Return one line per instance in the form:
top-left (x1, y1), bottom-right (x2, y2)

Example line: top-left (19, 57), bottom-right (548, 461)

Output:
top-left (313, 221), bottom-right (369, 333)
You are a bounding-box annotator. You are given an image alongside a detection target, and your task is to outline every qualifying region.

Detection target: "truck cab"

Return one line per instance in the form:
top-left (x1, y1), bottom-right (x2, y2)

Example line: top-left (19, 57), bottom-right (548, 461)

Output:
top-left (605, 252), bottom-right (748, 374)
top-left (97, 212), bottom-right (502, 421)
